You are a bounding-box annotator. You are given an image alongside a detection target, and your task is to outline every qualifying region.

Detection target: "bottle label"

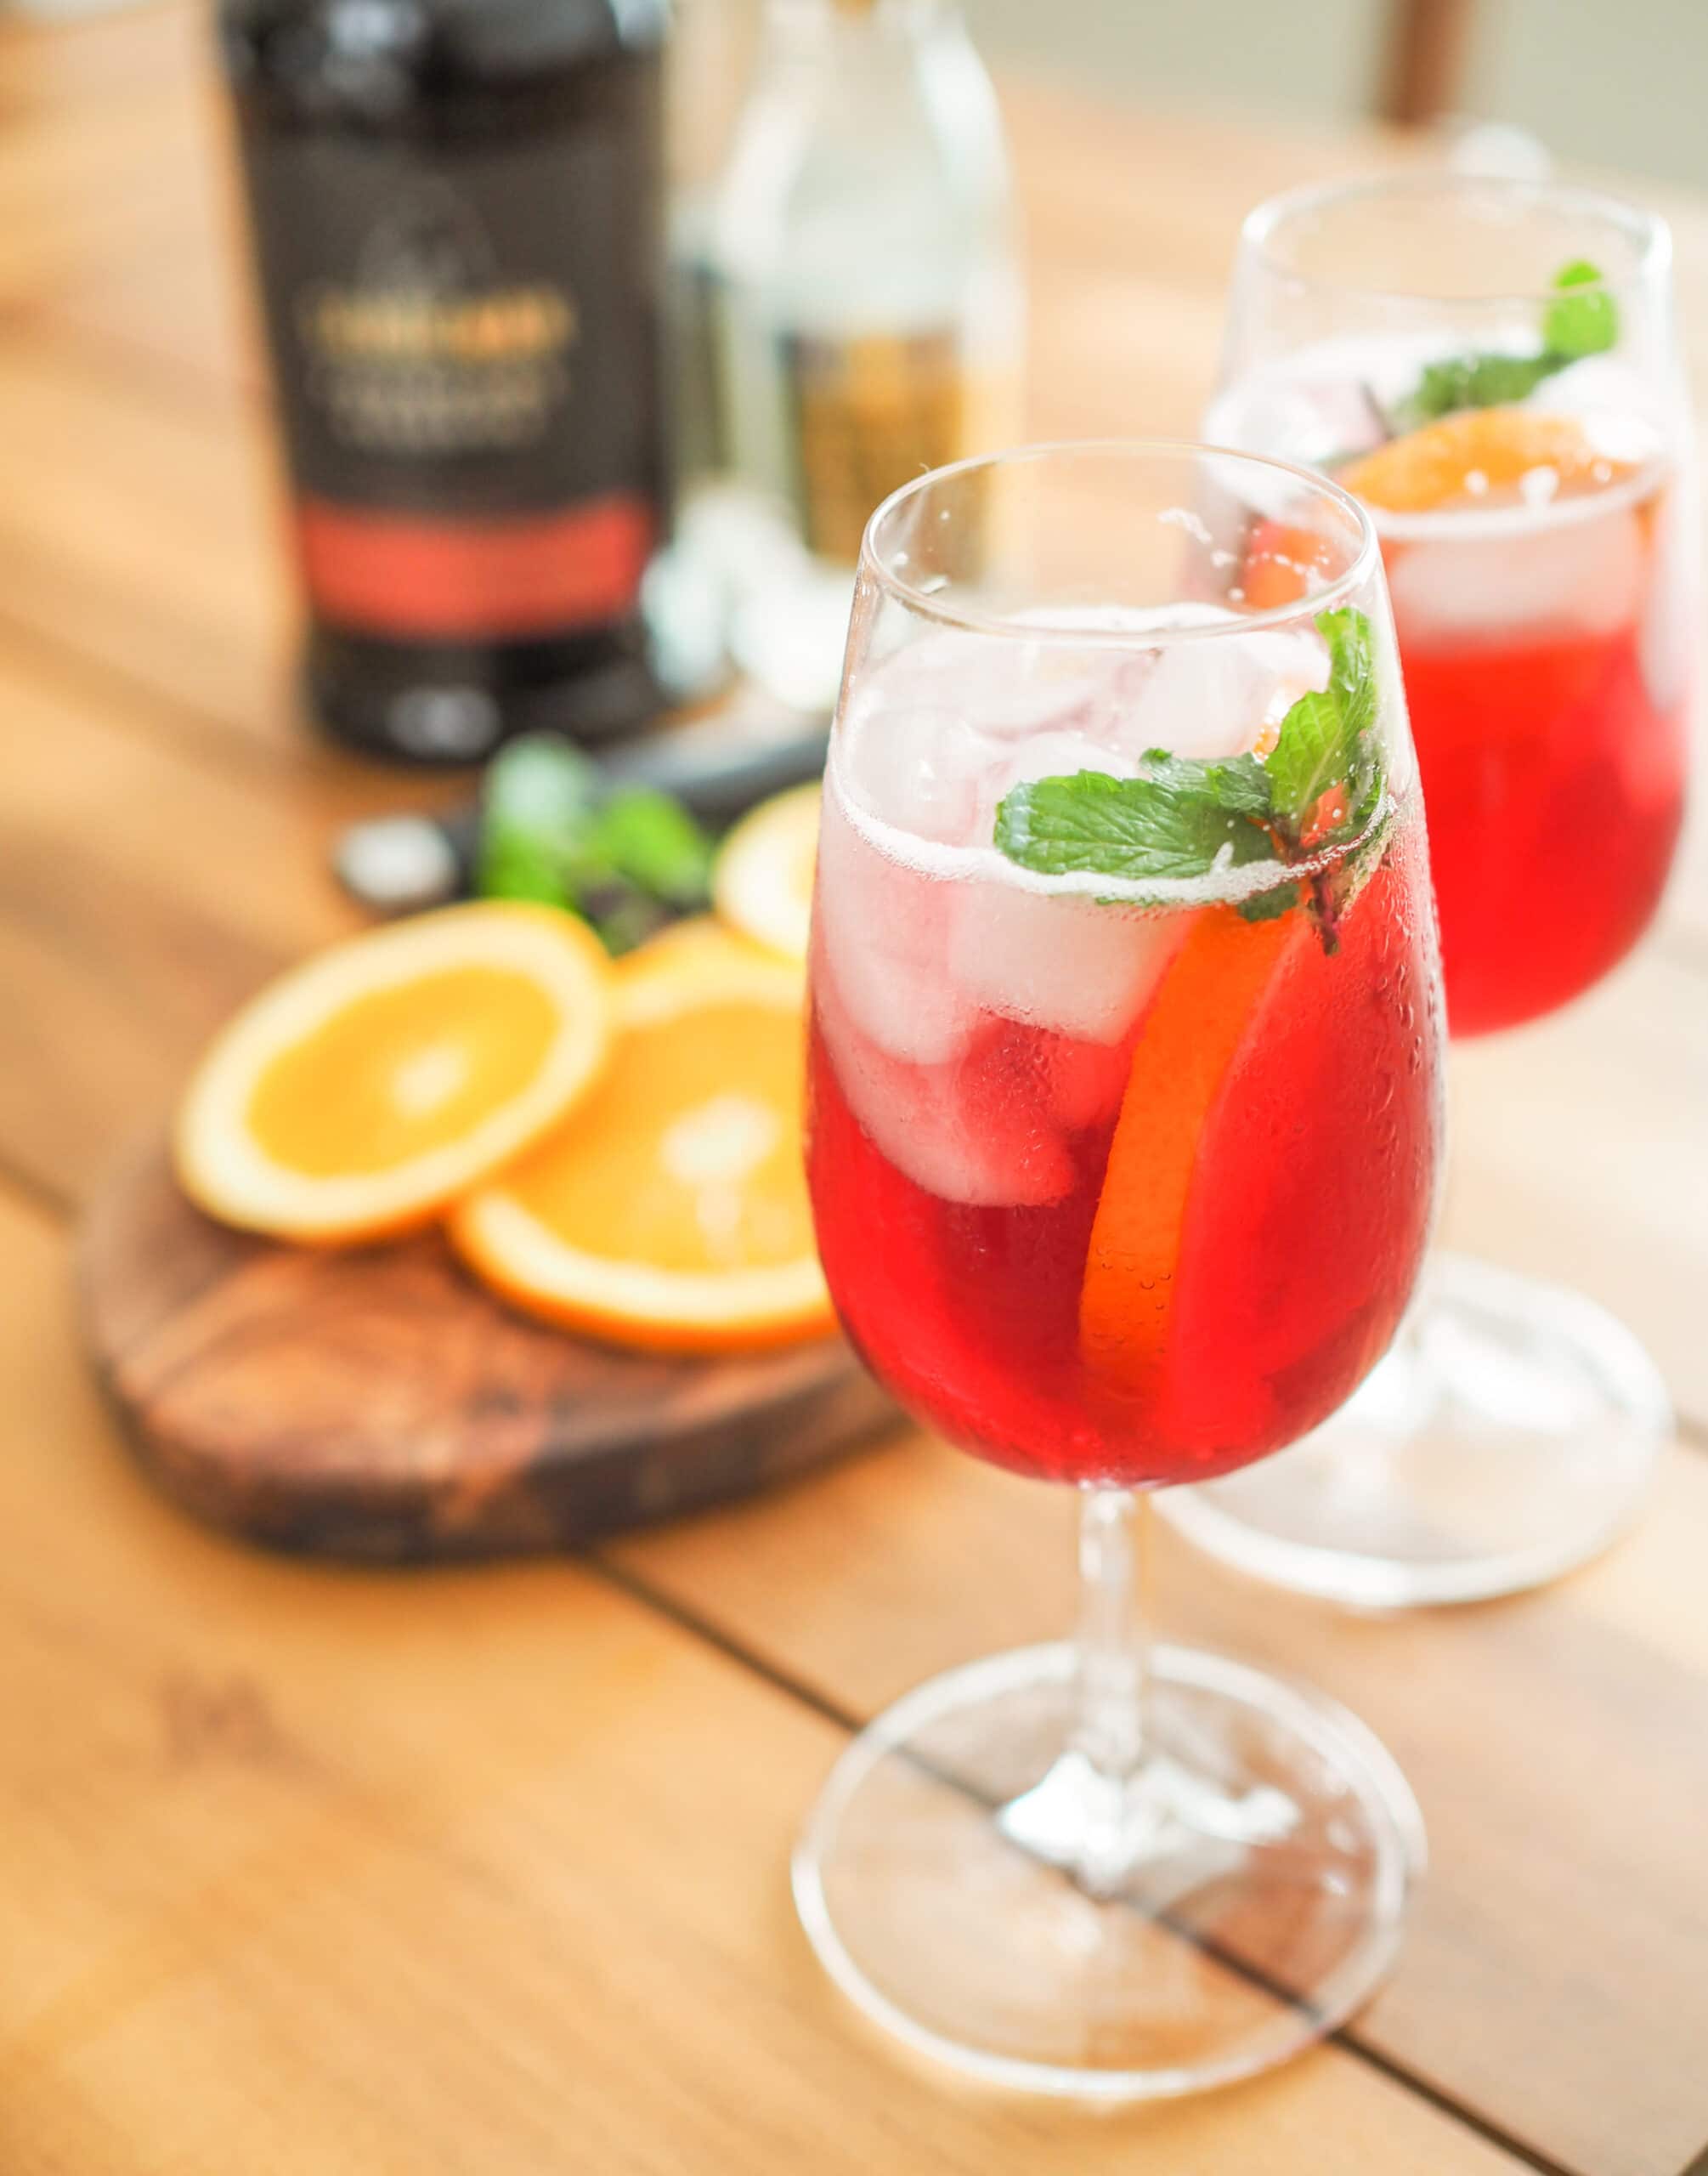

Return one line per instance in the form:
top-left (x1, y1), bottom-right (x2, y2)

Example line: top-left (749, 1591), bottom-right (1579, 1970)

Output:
top-left (237, 109), bottom-right (660, 642)
top-left (784, 328), bottom-right (1003, 564)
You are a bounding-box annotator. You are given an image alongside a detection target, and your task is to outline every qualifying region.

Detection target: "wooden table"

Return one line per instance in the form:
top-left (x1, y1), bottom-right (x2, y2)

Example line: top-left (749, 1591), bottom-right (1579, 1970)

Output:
top-left (2, 6), bottom-right (1705, 2172)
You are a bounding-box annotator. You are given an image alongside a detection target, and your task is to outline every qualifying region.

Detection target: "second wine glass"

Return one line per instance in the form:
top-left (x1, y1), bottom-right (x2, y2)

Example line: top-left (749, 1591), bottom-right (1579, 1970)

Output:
top-left (1182, 174), bottom-right (1691, 1606)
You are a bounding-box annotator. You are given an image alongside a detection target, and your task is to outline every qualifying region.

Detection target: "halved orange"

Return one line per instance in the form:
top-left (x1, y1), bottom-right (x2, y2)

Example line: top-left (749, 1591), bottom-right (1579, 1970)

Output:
top-left (1338, 406), bottom-right (1636, 514)
top-left (451, 925), bottom-right (831, 1352)
top-left (712, 783), bottom-right (820, 962)
top-left (1079, 903), bottom-right (1304, 1393)
top-left (176, 904), bottom-right (614, 1244)
top-left (621, 912), bottom-right (804, 984)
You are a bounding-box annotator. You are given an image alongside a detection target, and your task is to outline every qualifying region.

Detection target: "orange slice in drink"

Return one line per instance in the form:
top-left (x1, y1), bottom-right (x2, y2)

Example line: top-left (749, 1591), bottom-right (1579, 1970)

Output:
top-left (176, 904), bottom-right (614, 1244)
top-left (1339, 406), bottom-right (1635, 514)
top-left (1240, 518), bottom-right (1339, 610)
top-left (452, 925), bottom-right (831, 1352)
top-left (712, 783), bottom-right (821, 962)
top-left (1079, 902), bottom-right (1304, 1393)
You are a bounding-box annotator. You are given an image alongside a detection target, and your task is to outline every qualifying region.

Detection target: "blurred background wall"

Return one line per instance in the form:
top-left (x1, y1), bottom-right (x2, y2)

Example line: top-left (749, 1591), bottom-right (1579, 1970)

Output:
top-left (970, 0), bottom-right (1698, 188)
top-left (671, 0), bottom-right (1699, 191)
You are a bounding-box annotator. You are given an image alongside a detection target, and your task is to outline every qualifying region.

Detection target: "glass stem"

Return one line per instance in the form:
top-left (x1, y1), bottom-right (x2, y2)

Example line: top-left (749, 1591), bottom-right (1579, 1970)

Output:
top-left (1071, 1485), bottom-right (1154, 1896)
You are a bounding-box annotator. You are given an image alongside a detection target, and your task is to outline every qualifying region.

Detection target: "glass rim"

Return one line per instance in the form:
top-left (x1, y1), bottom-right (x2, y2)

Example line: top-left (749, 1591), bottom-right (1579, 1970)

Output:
top-left (1240, 170), bottom-right (1671, 309)
top-left (857, 437), bottom-right (1381, 647)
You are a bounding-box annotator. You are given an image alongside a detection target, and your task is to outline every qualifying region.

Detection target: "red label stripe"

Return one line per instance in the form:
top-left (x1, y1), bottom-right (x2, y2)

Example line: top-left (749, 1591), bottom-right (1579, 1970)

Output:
top-left (296, 492), bottom-right (653, 639)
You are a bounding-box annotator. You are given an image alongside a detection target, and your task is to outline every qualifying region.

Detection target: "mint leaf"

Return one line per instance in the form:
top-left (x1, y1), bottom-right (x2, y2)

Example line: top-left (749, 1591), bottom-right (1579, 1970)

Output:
top-left (992, 609), bottom-right (1385, 927)
top-left (1265, 606), bottom-right (1377, 838)
top-left (1392, 258), bottom-right (1620, 431)
top-left (1237, 881), bottom-right (1299, 924)
top-left (1137, 747), bottom-right (1273, 818)
top-left (993, 764), bottom-right (1278, 886)
top-left (479, 734), bottom-right (602, 906)
top-left (1543, 259), bottom-right (1618, 360)
top-left (590, 788), bottom-right (713, 907)
top-left (477, 732), bottom-right (713, 940)
top-left (1402, 350), bottom-right (1558, 426)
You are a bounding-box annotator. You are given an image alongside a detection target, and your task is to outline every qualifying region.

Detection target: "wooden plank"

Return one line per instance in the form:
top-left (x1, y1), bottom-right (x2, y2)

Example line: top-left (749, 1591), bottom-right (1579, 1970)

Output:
top-left (606, 1420), bottom-right (1708, 2176)
top-left (0, 333), bottom-right (296, 758)
top-left (0, 0), bottom-right (201, 108)
top-left (0, 1182), bottom-right (1527, 2174)
top-left (9, 0), bottom-right (262, 394)
top-left (0, 640), bottom-right (462, 1205)
top-left (0, 3), bottom-right (215, 305)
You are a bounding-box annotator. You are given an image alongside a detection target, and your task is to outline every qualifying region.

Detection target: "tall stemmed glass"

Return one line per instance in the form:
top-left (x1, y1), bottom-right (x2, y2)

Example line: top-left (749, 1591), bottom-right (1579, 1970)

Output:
top-left (1186, 176), bottom-right (1692, 1606)
top-left (795, 442), bottom-right (1445, 2095)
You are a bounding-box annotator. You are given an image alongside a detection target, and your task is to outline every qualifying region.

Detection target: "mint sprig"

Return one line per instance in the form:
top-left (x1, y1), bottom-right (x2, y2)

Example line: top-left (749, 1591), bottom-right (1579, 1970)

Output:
top-left (1393, 258), bottom-right (1618, 431)
top-left (478, 732), bottom-right (714, 951)
top-left (992, 607), bottom-right (1386, 941)
top-left (994, 756), bottom-right (1277, 885)
top-left (1265, 605), bottom-right (1379, 836)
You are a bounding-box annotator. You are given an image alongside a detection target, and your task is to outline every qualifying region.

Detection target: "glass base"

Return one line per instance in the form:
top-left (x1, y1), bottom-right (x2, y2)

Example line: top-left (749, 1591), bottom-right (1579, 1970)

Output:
top-left (793, 1641), bottom-right (1422, 2100)
top-left (1162, 1254), bottom-right (1672, 1609)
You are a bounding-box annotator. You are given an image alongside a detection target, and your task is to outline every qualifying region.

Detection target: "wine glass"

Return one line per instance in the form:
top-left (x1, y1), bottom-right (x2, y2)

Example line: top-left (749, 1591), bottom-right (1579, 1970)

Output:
top-left (795, 441), bottom-right (1445, 2095)
top-left (1184, 175), bottom-right (1692, 1606)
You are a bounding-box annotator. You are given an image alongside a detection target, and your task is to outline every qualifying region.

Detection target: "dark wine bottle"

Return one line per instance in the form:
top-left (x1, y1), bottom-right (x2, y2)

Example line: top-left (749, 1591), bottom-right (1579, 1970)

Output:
top-left (220, 0), bottom-right (668, 762)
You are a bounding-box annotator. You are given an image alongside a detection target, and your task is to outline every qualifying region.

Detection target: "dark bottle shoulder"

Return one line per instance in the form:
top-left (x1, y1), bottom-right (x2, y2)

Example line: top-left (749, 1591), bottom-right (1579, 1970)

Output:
top-left (222, 0), bottom-right (666, 109)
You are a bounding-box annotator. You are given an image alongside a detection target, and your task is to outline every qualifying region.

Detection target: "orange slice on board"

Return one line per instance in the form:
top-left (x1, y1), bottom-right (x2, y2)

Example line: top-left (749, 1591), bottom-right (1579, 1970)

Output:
top-left (451, 925), bottom-right (831, 1352)
top-left (623, 912), bottom-right (805, 984)
top-left (712, 783), bottom-right (821, 962)
top-left (1078, 901), bottom-right (1304, 1393)
top-left (175, 904), bottom-right (614, 1244)
top-left (1338, 406), bottom-right (1636, 514)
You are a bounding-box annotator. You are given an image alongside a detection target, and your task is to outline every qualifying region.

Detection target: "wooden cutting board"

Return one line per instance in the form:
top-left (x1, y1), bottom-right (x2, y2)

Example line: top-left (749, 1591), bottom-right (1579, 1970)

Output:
top-left (78, 1136), bottom-right (896, 1561)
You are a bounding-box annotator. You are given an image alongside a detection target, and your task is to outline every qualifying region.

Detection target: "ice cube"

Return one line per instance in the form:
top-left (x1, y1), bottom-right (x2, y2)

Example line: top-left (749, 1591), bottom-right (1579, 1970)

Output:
top-left (812, 779), bottom-right (973, 1065)
top-left (841, 699), bottom-right (1000, 846)
top-left (949, 881), bottom-right (1192, 1045)
top-left (815, 974), bottom-right (1076, 1208)
top-left (1388, 503), bottom-right (1643, 643)
top-left (858, 627), bottom-right (1111, 742)
top-left (1209, 365), bottom-right (1394, 473)
top-left (1098, 626), bottom-right (1328, 763)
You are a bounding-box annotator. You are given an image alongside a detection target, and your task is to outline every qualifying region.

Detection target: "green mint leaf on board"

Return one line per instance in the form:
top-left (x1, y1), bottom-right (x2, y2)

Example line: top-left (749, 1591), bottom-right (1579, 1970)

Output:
top-left (478, 734), bottom-right (602, 908)
top-left (477, 734), bottom-right (714, 938)
top-left (1543, 259), bottom-right (1619, 360)
top-left (993, 762), bottom-right (1279, 886)
top-left (589, 789), bottom-right (714, 908)
top-left (1393, 258), bottom-right (1619, 430)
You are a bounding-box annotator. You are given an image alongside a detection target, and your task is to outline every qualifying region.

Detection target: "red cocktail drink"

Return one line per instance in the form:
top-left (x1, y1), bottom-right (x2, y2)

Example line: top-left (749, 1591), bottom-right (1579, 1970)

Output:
top-left (808, 789), bottom-right (1439, 1484)
top-left (806, 564), bottom-right (1443, 1489)
top-left (1377, 470), bottom-right (1688, 1034)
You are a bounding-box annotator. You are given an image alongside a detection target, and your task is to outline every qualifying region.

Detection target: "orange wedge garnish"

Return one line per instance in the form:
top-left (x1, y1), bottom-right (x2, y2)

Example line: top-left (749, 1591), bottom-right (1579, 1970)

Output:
top-left (712, 783), bottom-right (821, 962)
top-left (1079, 902), bottom-right (1304, 1394)
top-left (451, 925), bottom-right (831, 1352)
top-left (1240, 518), bottom-right (1338, 610)
top-left (175, 904), bottom-right (614, 1244)
top-left (1338, 406), bottom-right (1635, 514)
